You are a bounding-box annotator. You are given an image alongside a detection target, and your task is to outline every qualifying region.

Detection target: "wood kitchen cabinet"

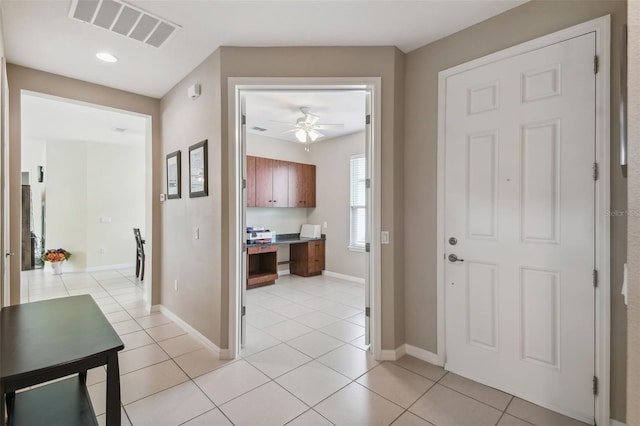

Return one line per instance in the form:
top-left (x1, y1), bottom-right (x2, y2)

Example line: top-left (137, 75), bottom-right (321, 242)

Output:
top-left (290, 240), bottom-right (325, 277)
top-left (247, 155), bottom-right (256, 207)
top-left (247, 244), bottom-right (278, 288)
top-left (248, 155), bottom-right (316, 208)
top-left (254, 157), bottom-right (289, 207)
top-left (288, 162), bottom-right (316, 208)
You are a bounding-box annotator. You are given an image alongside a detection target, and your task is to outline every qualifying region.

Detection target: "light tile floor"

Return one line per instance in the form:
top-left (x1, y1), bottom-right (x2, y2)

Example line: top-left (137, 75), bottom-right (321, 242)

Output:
top-left (19, 269), bottom-right (589, 426)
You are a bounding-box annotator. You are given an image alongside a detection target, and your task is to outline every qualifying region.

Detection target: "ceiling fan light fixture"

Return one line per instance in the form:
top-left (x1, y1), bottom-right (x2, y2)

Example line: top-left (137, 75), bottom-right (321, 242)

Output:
top-left (295, 129), bottom-right (307, 143)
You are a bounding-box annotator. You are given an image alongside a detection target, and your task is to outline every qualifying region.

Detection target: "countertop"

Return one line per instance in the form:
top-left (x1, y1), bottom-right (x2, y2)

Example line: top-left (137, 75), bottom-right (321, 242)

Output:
top-left (247, 233), bottom-right (325, 247)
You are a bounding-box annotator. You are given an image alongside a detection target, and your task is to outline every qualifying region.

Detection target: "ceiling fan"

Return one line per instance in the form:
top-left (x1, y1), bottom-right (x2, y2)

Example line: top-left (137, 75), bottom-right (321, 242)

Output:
top-left (276, 107), bottom-right (344, 151)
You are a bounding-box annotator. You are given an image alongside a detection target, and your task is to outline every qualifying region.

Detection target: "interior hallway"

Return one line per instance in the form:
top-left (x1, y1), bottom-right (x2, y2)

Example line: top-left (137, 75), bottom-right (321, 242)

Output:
top-left (20, 269), bottom-right (587, 425)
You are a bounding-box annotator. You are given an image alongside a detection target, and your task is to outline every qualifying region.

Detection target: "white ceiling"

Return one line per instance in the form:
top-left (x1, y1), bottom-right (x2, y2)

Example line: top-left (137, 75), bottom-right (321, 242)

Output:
top-left (245, 91), bottom-right (366, 143)
top-left (2, 0), bottom-right (527, 99)
top-left (22, 93), bottom-right (146, 146)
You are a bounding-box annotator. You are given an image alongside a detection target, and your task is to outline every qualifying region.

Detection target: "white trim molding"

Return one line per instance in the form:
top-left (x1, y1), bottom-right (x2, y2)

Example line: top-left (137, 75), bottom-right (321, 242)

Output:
top-left (85, 262), bottom-right (136, 272)
top-left (379, 345), bottom-right (406, 361)
top-left (227, 78), bottom-right (382, 362)
top-left (436, 15), bottom-right (611, 426)
top-left (404, 344), bottom-right (441, 366)
top-left (610, 419), bottom-right (626, 426)
top-left (152, 304), bottom-right (231, 359)
top-left (322, 270), bottom-right (365, 284)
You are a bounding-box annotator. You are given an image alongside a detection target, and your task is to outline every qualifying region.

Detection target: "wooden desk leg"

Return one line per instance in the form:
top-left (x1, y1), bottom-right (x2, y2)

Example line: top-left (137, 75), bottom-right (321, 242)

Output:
top-left (106, 353), bottom-right (121, 426)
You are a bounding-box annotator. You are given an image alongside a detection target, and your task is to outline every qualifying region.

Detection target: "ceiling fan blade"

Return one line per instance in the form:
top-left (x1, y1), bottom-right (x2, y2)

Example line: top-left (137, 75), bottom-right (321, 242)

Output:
top-left (314, 124), bottom-right (344, 130)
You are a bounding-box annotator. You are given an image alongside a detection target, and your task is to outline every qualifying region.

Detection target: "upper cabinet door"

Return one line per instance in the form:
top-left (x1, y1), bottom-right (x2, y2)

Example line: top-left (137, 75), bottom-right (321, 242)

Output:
top-left (304, 164), bottom-right (316, 208)
top-left (255, 157), bottom-right (274, 207)
top-left (271, 160), bottom-right (289, 208)
top-left (246, 155), bottom-right (256, 207)
top-left (288, 162), bottom-right (305, 207)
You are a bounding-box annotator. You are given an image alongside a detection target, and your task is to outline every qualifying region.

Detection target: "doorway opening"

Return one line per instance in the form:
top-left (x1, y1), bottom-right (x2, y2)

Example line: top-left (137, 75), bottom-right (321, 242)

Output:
top-left (19, 91), bottom-right (153, 302)
top-left (228, 79), bottom-right (382, 360)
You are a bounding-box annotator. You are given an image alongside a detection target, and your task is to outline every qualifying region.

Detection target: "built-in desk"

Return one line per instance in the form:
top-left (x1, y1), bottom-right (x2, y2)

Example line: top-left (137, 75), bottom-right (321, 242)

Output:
top-left (246, 234), bottom-right (326, 288)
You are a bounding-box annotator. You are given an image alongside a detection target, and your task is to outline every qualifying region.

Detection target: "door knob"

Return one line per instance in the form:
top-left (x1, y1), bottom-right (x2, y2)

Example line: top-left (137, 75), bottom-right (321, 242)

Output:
top-left (448, 254), bottom-right (464, 263)
top-left (5, 251), bottom-right (14, 257)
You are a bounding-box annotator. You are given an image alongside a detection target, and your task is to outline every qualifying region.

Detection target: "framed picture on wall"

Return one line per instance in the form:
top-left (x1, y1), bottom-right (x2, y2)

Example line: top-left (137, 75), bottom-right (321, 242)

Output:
top-left (166, 150), bottom-right (181, 199)
top-left (189, 140), bottom-right (208, 198)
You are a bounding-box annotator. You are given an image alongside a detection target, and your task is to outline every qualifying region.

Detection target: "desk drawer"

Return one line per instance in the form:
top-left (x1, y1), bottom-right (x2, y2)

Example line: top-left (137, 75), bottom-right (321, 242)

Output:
top-left (247, 245), bottom-right (277, 254)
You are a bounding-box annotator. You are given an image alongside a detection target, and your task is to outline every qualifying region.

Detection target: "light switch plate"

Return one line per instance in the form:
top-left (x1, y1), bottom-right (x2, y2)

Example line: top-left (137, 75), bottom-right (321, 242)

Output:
top-left (381, 231), bottom-right (390, 244)
top-left (160, 193), bottom-right (166, 201)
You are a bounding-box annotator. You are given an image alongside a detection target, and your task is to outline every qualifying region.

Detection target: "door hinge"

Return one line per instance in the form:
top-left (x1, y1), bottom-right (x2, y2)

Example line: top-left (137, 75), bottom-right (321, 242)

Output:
top-left (241, 114), bottom-right (247, 125)
top-left (593, 376), bottom-right (598, 395)
top-left (242, 306), bottom-right (246, 316)
top-left (366, 114), bottom-right (371, 125)
top-left (365, 307), bottom-right (371, 317)
top-left (593, 269), bottom-right (598, 288)
top-left (593, 55), bottom-right (599, 74)
top-left (365, 242), bottom-right (370, 253)
top-left (242, 178), bottom-right (247, 189)
top-left (593, 162), bottom-right (599, 181)
top-left (365, 178), bottom-right (371, 189)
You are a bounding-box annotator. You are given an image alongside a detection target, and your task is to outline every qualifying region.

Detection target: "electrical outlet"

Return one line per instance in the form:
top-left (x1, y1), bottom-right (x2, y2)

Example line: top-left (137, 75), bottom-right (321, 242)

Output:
top-left (100, 248), bottom-right (107, 254)
top-left (160, 193), bottom-right (166, 201)
top-left (174, 280), bottom-right (178, 291)
top-left (323, 221), bottom-right (328, 229)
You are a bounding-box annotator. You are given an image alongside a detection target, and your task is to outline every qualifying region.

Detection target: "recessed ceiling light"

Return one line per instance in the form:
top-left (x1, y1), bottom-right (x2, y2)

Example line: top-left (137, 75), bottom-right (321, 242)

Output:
top-left (96, 52), bottom-right (118, 63)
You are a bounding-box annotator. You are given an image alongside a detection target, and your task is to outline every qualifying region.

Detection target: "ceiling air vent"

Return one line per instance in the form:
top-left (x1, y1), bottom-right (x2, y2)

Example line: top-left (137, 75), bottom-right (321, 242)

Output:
top-left (251, 126), bottom-right (268, 132)
top-left (69, 0), bottom-right (180, 48)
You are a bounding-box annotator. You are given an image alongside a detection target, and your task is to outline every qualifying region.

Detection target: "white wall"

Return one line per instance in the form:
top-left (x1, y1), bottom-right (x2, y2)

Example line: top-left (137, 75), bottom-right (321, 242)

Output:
top-left (46, 140), bottom-right (88, 271)
top-left (86, 143), bottom-right (145, 268)
top-left (45, 140), bottom-right (144, 271)
top-left (308, 131), bottom-right (366, 279)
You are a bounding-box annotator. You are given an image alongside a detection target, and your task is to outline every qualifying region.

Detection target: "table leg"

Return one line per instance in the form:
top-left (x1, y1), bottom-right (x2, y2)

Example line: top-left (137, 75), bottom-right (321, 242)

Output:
top-left (0, 383), bottom-right (4, 426)
top-left (106, 353), bottom-right (121, 426)
top-left (79, 370), bottom-right (87, 385)
top-left (4, 391), bottom-right (14, 422)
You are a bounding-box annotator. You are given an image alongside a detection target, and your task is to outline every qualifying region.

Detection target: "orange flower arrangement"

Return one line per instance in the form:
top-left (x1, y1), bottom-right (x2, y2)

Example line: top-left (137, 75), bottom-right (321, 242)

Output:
top-left (41, 248), bottom-right (71, 263)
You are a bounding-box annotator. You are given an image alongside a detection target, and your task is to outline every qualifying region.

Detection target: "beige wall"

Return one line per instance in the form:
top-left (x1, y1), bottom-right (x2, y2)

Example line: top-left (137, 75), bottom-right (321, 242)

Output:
top-left (403, 0), bottom-right (627, 421)
top-left (627, 1), bottom-right (639, 424)
top-left (159, 50), bottom-right (223, 346)
top-left (308, 131), bottom-right (366, 280)
top-left (218, 46), bottom-right (405, 349)
top-left (160, 46), bottom-right (404, 350)
top-left (6, 65), bottom-right (162, 305)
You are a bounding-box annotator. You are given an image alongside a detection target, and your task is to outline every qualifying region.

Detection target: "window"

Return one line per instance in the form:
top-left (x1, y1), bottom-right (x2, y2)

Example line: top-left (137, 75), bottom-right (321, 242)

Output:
top-left (350, 154), bottom-right (366, 251)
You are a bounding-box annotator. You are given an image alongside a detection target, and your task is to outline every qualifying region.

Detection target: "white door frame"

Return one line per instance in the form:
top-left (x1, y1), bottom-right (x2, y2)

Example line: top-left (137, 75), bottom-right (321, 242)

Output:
top-left (436, 16), bottom-right (611, 425)
top-left (227, 77), bottom-right (382, 360)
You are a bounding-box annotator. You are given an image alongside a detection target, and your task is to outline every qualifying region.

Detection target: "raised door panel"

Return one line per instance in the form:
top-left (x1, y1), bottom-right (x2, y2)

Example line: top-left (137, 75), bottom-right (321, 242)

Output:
top-left (246, 155), bottom-right (256, 207)
top-left (255, 157), bottom-right (273, 207)
top-left (303, 164), bottom-right (316, 208)
top-left (271, 160), bottom-right (289, 208)
top-left (288, 162), bottom-right (305, 207)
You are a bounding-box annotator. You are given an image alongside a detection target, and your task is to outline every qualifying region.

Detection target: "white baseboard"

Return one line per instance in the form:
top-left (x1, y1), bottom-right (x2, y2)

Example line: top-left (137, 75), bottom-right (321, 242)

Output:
top-left (379, 345), bottom-right (407, 361)
top-left (404, 344), bottom-right (442, 366)
top-left (610, 419), bottom-right (626, 426)
top-left (322, 270), bottom-right (365, 284)
top-left (278, 269), bottom-right (290, 276)
top-left (152, 304), bottom-right (232, 359)
top-left (86, 262), bottom-right (136, 272)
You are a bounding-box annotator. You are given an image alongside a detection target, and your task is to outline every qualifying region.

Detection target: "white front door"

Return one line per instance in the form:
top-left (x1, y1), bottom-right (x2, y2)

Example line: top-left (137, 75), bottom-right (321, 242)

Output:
top-left (444, 33), bottom-right (596, 422)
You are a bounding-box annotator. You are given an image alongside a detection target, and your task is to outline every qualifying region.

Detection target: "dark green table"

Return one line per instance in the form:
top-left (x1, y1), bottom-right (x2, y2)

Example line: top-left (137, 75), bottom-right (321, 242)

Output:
top-left (1, 295), bottom-right (124, 425)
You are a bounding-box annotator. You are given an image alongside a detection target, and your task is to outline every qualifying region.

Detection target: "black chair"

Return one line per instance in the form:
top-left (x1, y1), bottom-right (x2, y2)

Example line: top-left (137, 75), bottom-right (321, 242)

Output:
top-left (133, 228), bottom-right (145, 281)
